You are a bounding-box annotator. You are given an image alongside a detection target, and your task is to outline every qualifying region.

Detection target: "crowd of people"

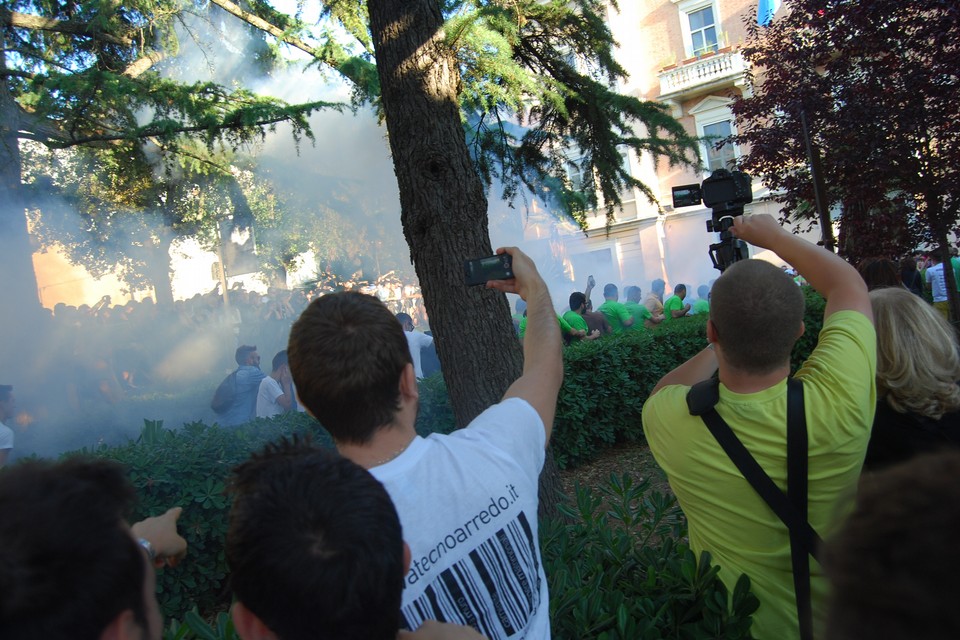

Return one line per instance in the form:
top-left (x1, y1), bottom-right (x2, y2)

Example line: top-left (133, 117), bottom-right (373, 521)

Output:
top-left (3, 216), bottom-right (960, 639)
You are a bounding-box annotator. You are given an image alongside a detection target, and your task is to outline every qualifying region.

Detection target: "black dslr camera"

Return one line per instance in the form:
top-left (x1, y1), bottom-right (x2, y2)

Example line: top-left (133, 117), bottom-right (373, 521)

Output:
top-left (672, 169), bottom-right (753, 272)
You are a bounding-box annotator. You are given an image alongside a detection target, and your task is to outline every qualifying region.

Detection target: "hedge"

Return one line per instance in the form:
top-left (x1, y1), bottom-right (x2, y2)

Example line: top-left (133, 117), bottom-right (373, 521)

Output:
top-left (64, 288), bottom-right (826, 629)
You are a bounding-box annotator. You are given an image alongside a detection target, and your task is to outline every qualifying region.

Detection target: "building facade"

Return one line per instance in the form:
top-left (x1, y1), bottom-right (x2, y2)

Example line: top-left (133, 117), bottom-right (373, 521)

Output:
top-left (536, 0), bottom-right (789, 303)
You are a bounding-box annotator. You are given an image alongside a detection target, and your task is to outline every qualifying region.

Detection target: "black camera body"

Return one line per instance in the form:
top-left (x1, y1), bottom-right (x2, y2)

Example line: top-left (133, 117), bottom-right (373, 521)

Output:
top-left (672, 169), bottom-right (753, 272)
top-left (464, 253), bottom-right (514, 286)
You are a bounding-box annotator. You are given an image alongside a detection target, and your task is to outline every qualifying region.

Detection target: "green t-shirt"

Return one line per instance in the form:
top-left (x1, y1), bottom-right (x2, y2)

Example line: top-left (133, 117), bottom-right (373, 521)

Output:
top-left (562, 310), bottom-right (589, 333)
top-left (662, 295), bottom-right (685, 323)
top-left (623, 301), bottom-right (651, 330)
top-left (519, 314), bottom-right (574, 339)
top-left (597, 300), bottom-right (632, 333)
top-left (692, 298), bottom-right (710, 315)
top-left (642, 311), bottom-right (876, 638)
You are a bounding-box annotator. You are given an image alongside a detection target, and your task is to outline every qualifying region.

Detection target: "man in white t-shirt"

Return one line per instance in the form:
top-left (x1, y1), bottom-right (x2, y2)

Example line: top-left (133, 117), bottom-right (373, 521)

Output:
top-left (256, 350), bottom-right (295, 418)
top-left (0, 385), bottom-right (15, 467)
top-left (926, 255), bottom-right (949, 319)
top-left (397, 312), bottom-right (434, 379)
top-left (289, 247), bottom-right (562, 639)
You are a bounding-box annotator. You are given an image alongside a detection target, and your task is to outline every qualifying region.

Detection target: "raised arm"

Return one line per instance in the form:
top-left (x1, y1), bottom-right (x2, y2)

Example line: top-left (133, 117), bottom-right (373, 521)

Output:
top-left (583, 275), bottom-right (596, 309)
top-left (732, 214), bottom-right (872, 322)
top-left (486, 247), bottom-right (563, 443)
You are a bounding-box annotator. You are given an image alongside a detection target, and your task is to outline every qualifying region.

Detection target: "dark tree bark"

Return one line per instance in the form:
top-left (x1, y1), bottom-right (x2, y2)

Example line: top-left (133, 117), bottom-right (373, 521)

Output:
top-left (367, 0), bottom-right (522, 425)
top-left (367, 0), bottom-right (562, 518)
top-left (145, 235), bottom-right (175, 307)
top-left (0, 41), bottom-right (45, 381)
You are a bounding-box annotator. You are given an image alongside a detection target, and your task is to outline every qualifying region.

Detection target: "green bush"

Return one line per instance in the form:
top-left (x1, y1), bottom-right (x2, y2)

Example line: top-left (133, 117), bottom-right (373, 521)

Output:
top-left (552, 317), bottom-right (710, 468)
top-left (69, 288), bottom-right (826, 627)
top-left (88, 414), bottom-right (324, 620)
top-left (544, 474), bottom-right (759, 639)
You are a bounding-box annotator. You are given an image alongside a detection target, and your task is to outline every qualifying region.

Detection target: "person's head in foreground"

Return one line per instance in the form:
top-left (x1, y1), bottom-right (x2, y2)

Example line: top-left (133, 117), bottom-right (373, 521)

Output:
top-left (824, 450), bottom-right (960, 639)
top-left (0, 458), bottom-right (163, 640)
top-left (226, 438), bottom-right (405, 640)
top-left (870, 286), bottom-right (960, 419)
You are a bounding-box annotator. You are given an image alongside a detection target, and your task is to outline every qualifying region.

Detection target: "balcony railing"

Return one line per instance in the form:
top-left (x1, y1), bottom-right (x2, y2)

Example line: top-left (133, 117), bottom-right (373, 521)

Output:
top-left (658, 50), bottom-right (747, 98)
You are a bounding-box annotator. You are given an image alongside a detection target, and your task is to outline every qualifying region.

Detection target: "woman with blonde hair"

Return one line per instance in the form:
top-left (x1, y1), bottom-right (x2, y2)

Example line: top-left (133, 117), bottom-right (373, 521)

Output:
top-left (866, 287), bottom-right (960, 470)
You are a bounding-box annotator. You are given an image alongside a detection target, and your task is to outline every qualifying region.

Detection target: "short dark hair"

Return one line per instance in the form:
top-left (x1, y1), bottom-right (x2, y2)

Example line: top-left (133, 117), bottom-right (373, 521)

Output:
top-left (395, 312), bottom-right (412, 326)
top-left (603, 283), bottom-right (618, 298)
top-left (235, 345), bottom-right (258, 367)
top-left (288, 292), bottom-right (410, 444)
top-left (674, 284), bottom-right (686, 295)
top-left (857, 257), bottom-right (901, 291)
top-left (710, 260), bottom-right (804, 374)
top-left (651, 278), bottom-right (665, 294)
top-left (824, 451), bottom-right (960, 639)
top-left (227, 438), bottom-right (404, 640)
top-left (0, 458), bottom-right (147, 639)
top-left (569, 292), bottom-right (586, 311)
top-left (0, 385), bottom-right (11, 403)
top-left (271, 350), bottom-right (288, 372)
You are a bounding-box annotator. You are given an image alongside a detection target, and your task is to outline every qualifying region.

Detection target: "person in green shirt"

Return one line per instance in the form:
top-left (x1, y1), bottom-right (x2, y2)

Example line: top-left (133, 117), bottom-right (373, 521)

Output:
top-left (597, 284), bottom-right (634, 333)
top-left (519, 309), bottom-right (587, 343)
top-left (662, 284), bottom-right (691, 323)
top-left (623, 286), bottom-right (652, 330)
top-left (691, 284), bottom-right (710, 315)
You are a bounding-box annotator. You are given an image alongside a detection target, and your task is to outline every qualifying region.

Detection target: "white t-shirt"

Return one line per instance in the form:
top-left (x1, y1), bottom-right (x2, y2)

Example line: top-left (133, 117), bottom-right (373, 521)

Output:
top-left (256, 377), bottom-right (285, 418)
top-left (370, 398), bottom-right (548, 640)
top-left (926, 263), bottom-right (948, 302)
top-left (0, 421), bottom-right (13, 451)
top-left (404, 331), bottom-right (435, 379)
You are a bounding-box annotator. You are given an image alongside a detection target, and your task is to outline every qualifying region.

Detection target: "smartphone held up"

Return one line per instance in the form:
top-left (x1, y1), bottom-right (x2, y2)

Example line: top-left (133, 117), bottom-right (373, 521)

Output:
top-left (464, 254), bottom-right (514, 286)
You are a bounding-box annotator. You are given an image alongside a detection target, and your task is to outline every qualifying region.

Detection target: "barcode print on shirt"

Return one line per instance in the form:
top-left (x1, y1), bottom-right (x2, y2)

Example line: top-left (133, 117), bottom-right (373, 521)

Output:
top-left (402, 513), bottom-right (541, 640)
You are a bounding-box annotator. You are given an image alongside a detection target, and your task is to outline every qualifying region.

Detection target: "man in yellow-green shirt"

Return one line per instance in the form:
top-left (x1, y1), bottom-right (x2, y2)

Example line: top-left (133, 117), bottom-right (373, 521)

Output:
top-left (642, 214), bottom-right (875, 640)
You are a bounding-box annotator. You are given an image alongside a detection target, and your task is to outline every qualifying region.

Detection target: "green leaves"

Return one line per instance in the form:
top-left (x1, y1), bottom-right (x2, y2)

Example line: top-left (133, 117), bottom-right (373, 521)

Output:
top-left (92, 413), bottom-right (324, 620)
top-left (543, 475), bottom-right (758, 639)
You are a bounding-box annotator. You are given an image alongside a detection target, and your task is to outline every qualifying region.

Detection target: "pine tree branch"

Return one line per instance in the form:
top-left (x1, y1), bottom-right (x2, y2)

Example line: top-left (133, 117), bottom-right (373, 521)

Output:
top-left (0, 69), bottom-right (35, 80)
top-left (0, 7), bottom-right (133, 47)
top-left (47, 114), bottom-right (292, 148)
top-left (122, 51), bottom-right (166, 78)
top-left (206, 0), bottom-right (333, 65)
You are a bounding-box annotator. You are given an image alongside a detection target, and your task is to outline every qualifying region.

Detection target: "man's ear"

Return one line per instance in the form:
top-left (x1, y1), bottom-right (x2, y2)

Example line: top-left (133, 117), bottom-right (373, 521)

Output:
top-left (403, 541), bottom-right (412, 574)
top-left (232, 602), bottom-right (279, 640)
top-left (706, 319), bottom-right (719, 344)
top-left (797, 320), bottom-right (806, 339)
top-left (399, 363), bottom-right (419, 401)
top-left (98, 610), bottom-right (139, 640)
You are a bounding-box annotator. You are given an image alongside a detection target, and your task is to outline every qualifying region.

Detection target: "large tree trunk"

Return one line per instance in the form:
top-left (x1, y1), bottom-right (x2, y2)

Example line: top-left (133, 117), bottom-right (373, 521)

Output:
top-left (0, 41), bottom-right (44, 381)
top-left (145, 235), bottom-right (175, 307)
top-left (367, 0), bottom-right (563, 517)
top-left (367, 0), bottom-right (522, 425)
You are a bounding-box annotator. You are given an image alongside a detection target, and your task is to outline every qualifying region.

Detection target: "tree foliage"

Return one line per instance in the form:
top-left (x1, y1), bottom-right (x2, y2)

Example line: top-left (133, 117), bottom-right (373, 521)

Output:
top-left (732, 0), bottom-right (960, 267)
top-left (219, 0), bottom-right (703, 223)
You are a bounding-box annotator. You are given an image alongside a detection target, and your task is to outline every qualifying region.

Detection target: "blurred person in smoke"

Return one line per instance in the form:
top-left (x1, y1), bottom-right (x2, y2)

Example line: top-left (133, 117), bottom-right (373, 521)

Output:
top-left (0, 457), bottom-right (187, 640)
top-left (397, 312), bottom-right (435, 380)
top-left (226, 439), bottom-right (487, 640)
top-left (220, 345), bottom-right (267, 427)
top-left (256, 350), bottom-right (295, 418)
top-left (0, 385), bottom-right (15, 467)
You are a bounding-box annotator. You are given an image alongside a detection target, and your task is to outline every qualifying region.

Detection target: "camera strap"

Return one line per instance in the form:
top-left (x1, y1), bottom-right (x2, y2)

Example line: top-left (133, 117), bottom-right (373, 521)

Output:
top-left (686, 377), bottom-right (822, 640)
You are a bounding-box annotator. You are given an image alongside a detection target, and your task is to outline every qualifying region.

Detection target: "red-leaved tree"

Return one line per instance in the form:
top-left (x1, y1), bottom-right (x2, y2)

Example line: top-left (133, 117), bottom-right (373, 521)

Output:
top-left (732, 0), bottom-right (960, 317)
